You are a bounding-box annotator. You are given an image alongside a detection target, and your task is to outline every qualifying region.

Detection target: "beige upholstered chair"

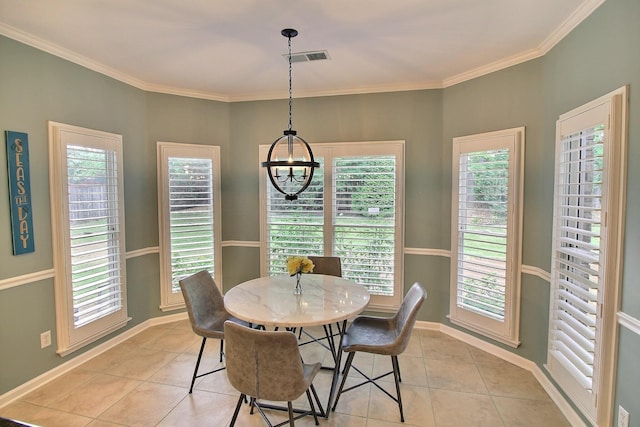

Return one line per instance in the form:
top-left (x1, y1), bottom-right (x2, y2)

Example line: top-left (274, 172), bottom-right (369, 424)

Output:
top-left (332, 282), bottom-right (427, 422)
top-left (179, 270), bottom-right (249, 393)
top-left (224, 321), bottom-right (322, 426)
top-left (308, 256), bottom-right (342, 277)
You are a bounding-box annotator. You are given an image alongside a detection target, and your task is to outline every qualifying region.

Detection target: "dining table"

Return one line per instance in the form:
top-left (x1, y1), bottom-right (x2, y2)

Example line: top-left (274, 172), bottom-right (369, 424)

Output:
top-left (223, 273), bottom-right (370, 417)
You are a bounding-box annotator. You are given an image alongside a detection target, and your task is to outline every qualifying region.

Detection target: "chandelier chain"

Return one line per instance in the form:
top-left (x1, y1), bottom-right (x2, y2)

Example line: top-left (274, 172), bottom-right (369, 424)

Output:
top-left (288, 34), bottom-right (293, 131)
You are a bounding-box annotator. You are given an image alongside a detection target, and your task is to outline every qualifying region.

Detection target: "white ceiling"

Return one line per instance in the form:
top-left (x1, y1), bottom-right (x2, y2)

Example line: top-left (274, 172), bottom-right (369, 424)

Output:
top-left (0, 0), bottom-right (602, 102)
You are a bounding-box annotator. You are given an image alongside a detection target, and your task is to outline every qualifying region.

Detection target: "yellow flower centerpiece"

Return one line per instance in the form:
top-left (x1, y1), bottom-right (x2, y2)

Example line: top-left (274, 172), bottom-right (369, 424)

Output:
top-left (286, 256), bottom-right (314, 294)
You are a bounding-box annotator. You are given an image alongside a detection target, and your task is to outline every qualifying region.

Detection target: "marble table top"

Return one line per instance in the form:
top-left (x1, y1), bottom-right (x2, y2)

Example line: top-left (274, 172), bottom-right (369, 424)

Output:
top-left (224, 274), bottom-right (370, 328)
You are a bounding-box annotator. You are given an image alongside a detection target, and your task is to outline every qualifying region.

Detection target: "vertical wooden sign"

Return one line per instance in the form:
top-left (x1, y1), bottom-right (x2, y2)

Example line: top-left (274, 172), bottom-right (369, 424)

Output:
top-left (5, 131), bottom-right (35, 254)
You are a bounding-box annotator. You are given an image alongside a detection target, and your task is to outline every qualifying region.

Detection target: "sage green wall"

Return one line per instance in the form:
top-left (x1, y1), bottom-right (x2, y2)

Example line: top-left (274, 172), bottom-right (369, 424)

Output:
top-left (1, 1), bottom-right (639, 424)
top-left (226, 91), bottom-right (448, 316)
top-left (442, 59), bottom-right (548, 364)
top-left (0, 36), bottom-right (153, 392)
top-left (541, 0), bottom-right (640, 424)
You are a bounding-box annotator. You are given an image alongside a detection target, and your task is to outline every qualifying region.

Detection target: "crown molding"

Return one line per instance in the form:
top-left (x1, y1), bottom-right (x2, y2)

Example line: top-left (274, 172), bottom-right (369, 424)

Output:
top-left (538, 0), bottom-right (607, 54)
top-left (0, 0), bottom-right (606, 101)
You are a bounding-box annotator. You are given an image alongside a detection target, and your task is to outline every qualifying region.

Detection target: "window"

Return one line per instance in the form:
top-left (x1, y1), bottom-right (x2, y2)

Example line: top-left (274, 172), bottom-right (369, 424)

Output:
top-left (547, 87), bottom-right (627, 426)
top-left (449, 127), bottom-right (524, 347)
top-left (157, 142), bottom-right (222, 310)
top-left (48, 122), bottom-right (129, 356)
top-left (260, 141), bottom-right (404, 310)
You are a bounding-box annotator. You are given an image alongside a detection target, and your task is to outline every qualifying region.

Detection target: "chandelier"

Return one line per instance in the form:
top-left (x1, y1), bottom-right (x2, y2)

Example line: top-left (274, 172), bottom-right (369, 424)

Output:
top-left (261, 28), bottom-right (319, 201)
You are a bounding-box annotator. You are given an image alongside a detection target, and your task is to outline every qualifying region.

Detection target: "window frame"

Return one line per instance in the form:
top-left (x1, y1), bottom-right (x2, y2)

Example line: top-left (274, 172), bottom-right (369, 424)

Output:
top-left (48, 121), bottom-right (130, 356)
top-left (157, 142), bottom-right (222, 311)
top-left (449, 127), bottom-right (524, 348)
top-left (259, 140), bottom-right (405, 310)
top-left (546, 86), bottom-right (627, 426)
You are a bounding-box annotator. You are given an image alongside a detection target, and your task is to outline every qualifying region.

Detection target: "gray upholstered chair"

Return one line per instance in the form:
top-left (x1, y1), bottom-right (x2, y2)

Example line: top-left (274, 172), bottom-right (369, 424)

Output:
top-left (332, 282), bottom-right (427, 422)
top-left (224, 321), bottom-right (322, 427)
top-left (308, 256), bottom-right (342, 277)
top-left (301, 256), bottom-right (343, 340)
top-left (179, 270), bottom-right (249, 393)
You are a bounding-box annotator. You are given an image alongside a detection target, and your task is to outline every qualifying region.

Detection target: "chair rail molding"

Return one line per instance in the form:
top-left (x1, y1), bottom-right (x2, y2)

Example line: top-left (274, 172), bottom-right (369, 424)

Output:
top-left (1, 246), bottom-right (160, 291)
top-left (403, 247), bottom-right (451, 257)
top-left (617, 311), bottom-right (640, 336)
top-left (0, 269), bottom-right (55, 291)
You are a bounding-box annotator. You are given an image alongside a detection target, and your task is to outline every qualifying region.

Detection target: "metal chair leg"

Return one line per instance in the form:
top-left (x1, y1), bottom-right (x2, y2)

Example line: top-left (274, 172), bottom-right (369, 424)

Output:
top-left (229, 393), bottom-right (245, 426)
top-left (189, 337), bottom-right (207, 393)
top-left (331, 351), bottom-right (355, 411)
top-left (287, 401), bottom-right (294, 426)
top-left (391, 355), bottom-right (404, 422)
top-left (306, 389), bottom-right (320, 425)
top-left (219, 339), bottom-right (224, 363)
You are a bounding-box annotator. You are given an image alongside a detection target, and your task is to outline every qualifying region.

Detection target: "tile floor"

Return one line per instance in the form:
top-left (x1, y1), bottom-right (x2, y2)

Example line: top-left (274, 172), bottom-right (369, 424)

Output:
top-left (0, 320), bottom-right (571, 426)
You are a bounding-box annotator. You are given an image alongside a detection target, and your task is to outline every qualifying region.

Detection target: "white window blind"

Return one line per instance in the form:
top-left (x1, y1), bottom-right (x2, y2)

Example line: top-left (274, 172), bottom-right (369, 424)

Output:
top-left (67, 145), bottom-right (124, 327)
top-left (157, 143), bottom-right (221, 310)
top-left (547, 87), bottom-right (627, 426)
top-left (265, 160), bottom-right (324, 276)
top-left (455, 149), bottom-right (508, 321)
top-left (49, 122), bottom-right (129, 356)
top-left (333, 156), bottom-right (396, 296)
top-left (167, 157), bottom-right (215, 288)
top-left (549, 125), bottom-right (602, 391)
top-left (261, 141), bottom-right (404, 310)
top-left (450, 128), bottom-right (524, 348)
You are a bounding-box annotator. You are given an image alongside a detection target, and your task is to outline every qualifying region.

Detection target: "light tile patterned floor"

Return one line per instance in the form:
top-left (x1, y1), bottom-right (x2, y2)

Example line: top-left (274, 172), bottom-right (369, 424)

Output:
top-left (0, 320), bottom-right (571, 426)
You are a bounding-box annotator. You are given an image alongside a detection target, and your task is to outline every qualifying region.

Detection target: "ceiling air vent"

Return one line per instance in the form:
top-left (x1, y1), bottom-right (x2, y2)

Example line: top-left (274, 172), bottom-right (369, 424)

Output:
top-left (285, 50), bottom-right (330, 63)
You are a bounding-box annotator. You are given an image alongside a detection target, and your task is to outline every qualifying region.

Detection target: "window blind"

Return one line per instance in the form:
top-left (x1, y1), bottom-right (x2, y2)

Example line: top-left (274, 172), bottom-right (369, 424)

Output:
top-left (549, 126), bottom-right (603, 391)
top-left (167, 157), bottom-right (215, 291)
top-left (265, 160), bottom-right (324, 275)
top-left (67, 145), bottom-right (123, 328)
top-left (455, 149), bottom-right (509, 321)
top-left (333, 156), bottom-right (396, 296)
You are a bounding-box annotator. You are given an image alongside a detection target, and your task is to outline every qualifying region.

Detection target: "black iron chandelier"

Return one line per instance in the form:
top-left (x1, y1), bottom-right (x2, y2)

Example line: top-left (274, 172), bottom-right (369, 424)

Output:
top-left (261, 28), bottom-right (319, 201)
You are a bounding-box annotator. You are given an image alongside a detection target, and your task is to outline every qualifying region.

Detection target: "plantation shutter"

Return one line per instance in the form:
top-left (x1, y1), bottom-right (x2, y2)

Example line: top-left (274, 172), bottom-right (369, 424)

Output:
top-left (455, 149), bottom-right (509, 321)
top-left (67, 145), bottom-right (124, 328)
top-left (167, 157), bottom-right (215, 291)
top-left (265, 159), bottom-right (324, 275)
top-left (261, 140), bottom-right (404, 309)
top-left (546, 100), bottom-right (612, 419)
top-left (49, 122), bottom-right (129, 355)
top-left (546, 87), bottom-right (627, 427)
top-left (157, 143), bottom-right (222, 310)
top-left (333, 155), bottom-right (396, 296)
top-left (549, 125), bottom-right (602, 390)
top-left (449, 128), bottom-right (524, 347)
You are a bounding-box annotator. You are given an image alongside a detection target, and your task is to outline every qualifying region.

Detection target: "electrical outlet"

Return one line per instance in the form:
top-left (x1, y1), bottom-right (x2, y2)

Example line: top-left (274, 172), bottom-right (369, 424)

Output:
top-left (40, 330), bottom-right (51, 348)
top-left (618, 405), bottom-right (630, 427)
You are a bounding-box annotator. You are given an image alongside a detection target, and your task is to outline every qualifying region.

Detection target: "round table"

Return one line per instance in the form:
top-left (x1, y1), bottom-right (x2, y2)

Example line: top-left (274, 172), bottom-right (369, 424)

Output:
top-left (223, 274), bottom-right (370, 328)
top-left (224, 274), bottom-right (370, 418)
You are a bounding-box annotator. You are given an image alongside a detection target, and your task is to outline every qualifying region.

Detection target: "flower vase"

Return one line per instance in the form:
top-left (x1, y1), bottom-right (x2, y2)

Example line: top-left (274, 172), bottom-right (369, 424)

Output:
top-left (294, 272), bottom-right (303, 295)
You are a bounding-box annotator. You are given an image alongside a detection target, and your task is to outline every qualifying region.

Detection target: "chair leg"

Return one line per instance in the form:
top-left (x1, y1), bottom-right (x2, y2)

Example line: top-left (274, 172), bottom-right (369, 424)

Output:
top-left (306, 389), bottom-right (319, 425)
top-left (229, 393), bottom-right (245, 426)
top-left (391, 355), bottom-right (404, 422)
top-left (219, 339), bottom-right (224, 363)
top-left (331, 351), bottom-right (355, 411)
top-left (189, 337), bottom-right (207, 393)
top-left (287, 401), bottom-right (295, 426)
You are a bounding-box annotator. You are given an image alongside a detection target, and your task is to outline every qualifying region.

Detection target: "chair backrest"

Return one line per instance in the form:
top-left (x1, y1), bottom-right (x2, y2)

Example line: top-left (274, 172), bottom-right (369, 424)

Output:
top-left (308, 256), bottom-right (342, 277)
top-left (224, 321), bottom-right (310, 401)
top-left (179, 270), bottom-right (226, 333)
top-left (392, 282), bottom-right (427, 354)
